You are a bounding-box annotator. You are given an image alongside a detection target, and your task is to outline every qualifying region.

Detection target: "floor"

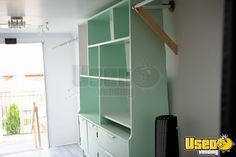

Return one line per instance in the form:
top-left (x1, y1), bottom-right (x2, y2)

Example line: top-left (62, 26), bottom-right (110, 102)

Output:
top-left (0, 133), bottom-right (48, 155)
top-left (0, 145), bottom-right (83, 157)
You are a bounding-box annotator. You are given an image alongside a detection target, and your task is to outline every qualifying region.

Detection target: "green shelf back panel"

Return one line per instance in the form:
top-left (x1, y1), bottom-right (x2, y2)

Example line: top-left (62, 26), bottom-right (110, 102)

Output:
top-left (113, 1), bottom-right (130, 39)
top-left (100, 41), bottom-right (130, 78)
top-left (88, 11), bottom-right (111, 45)
top-left (80, 77), bottom-right (100, 114)
top-left (100, 80), bottom-right (130, 115)
top-left (129, 0), bottom-right (169, 156)
top-left (89, 47), bottom-right (99, 76)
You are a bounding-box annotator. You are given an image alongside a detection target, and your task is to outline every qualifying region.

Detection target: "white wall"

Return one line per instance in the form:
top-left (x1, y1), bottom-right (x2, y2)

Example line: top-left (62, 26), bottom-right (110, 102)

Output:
top-left (0, 103), bottom-right (2, 138)
top-left (164, 0), bottom-right (224, 156)
top-left (0, 34), bottom-right (79, 147)
top-left (43, 35), bottom-right (79, 147)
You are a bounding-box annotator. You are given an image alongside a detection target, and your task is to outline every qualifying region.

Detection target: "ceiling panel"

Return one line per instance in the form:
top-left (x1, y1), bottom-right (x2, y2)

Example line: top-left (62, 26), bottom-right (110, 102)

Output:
top-left (0, 0), bottom-right (120, 33)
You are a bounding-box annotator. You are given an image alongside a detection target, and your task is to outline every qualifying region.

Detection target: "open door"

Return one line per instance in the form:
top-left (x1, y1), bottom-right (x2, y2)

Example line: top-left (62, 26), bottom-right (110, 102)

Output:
top-left (0, 43), bottom-right (49, 155)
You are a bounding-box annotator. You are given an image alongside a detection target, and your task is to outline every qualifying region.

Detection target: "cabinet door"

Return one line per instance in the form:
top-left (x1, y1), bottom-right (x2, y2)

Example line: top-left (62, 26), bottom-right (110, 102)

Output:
top-left (87, 121), bottom-right (99, 157)
top-left (79, 117), bottom-right (88, 154)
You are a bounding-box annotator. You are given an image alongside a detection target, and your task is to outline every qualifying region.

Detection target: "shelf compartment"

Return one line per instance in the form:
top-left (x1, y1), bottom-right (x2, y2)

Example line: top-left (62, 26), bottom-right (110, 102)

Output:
top-left (104, 113), bottom-right (130, 128)
top-left (100, 40), bottom-right (130, 78)
top-left (113, 1), bottom-right (130, 39)
top-left (80, 77), bottom-right (100, 114)
top-left (100, 80), bottom-right (130, 128)
top-left (88, 11), bottom-right (112, 45)
top-left (88, 47), bottom-right (99, 76)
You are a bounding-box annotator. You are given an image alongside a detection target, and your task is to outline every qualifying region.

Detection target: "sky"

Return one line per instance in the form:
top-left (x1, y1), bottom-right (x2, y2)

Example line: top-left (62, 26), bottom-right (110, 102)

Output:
top-left (0, 43), bottom-right (44, 76)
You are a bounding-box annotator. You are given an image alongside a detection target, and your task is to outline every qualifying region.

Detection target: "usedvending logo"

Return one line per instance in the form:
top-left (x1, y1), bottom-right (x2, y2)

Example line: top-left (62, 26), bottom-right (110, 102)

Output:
top-left (185, 135), bottom-right (234, 156)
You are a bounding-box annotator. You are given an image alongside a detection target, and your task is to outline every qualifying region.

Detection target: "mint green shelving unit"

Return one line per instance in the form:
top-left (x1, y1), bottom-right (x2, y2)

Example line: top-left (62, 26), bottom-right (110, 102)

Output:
top-left (100, 40), bottom-right (130, 78)
top-left (80, 77), bottom-right (99, 116)
top-left (78, 0), bottom-right (169, 157)
top-left (88, 11), bottom-right (112, 45)
top-left (100, 80), bottom-right (130, 128)
top-left (113, 2), bottom-right (130, 39)
top-left (89, 47), bottom-right (99, 76)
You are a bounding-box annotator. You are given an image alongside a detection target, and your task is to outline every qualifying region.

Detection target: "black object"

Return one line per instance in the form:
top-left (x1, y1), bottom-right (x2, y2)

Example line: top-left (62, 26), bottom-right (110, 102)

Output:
top-left (155, 115), bottom-right (179, 157)
top-left (5, 38), bottom-right (17, 44)
top-left (221, 0), bottom-right (235, 156)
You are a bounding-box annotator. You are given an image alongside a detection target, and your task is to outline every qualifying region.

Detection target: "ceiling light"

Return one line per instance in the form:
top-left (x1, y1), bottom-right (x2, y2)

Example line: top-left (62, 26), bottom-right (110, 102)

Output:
top-left (8, 16), bottom-right (26, 29)
top-left (39, 22), bottom-right (50, 32)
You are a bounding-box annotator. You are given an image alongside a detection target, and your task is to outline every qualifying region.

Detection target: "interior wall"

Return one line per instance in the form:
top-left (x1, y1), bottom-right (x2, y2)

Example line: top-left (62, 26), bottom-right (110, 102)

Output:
top-left (0, 34), bottom-right (79, 147)
top-left (163, 0), bottom-right (224, 156)
top-left (42, 35), bottom-right (79, 147)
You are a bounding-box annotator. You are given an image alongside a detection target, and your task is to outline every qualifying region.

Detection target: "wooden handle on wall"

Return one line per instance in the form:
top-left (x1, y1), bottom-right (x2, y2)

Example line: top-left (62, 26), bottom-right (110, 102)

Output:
top-left (135, 7), bottom-right (178, 55)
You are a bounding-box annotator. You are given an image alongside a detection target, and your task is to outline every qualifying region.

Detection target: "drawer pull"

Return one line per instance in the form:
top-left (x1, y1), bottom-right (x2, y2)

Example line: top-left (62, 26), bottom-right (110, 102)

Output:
top-left (105, 151), bottom-right (114, 157)
top-left (88, 123), bottom-right (95, 127)
top-left (105, 131), bottom-right (116, 139)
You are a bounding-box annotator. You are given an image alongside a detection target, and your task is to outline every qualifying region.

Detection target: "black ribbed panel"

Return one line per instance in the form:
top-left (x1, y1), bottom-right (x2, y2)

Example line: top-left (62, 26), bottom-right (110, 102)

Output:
top-left (155, 115), bottom-right (179, 157)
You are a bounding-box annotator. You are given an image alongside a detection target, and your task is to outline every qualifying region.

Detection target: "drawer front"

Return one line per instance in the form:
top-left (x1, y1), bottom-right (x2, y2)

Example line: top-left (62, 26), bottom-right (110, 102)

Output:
top-left (99, 148), bottom-right (115, 157)
top-left (98, 128), bottom-right (129, 157)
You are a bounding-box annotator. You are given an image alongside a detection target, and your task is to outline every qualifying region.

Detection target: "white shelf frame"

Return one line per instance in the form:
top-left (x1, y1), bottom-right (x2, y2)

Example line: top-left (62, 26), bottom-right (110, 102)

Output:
top-left (80, 75), bottom-right (130, 82)
top-left (88, 36), bottom-right (130, 48)
top-left (103, 113), bottom-right (131, 128)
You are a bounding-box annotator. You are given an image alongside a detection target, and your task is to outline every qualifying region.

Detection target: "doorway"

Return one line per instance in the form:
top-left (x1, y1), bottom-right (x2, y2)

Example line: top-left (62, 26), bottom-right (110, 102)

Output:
top-left (0, 43), bottom-right (48, 155)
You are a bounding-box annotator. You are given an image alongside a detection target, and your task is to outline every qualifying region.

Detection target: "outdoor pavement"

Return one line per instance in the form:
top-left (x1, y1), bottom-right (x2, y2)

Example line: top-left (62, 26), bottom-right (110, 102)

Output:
top-left (0, 133), bottom-right (48, 155)
top-left (0, 145), bottom-right (83, 157)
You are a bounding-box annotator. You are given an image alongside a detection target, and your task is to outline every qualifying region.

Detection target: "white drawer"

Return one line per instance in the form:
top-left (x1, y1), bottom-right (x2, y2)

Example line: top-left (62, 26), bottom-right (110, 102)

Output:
top-left (99, 147), bottom-right (115, 157)
top-left (98, 128), bottom-right (129, 157)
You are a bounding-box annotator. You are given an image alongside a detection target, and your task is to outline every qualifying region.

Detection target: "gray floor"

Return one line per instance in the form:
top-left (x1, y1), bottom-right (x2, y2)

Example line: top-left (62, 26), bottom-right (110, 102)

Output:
top-left (0, 145), bottom-right (83, 157)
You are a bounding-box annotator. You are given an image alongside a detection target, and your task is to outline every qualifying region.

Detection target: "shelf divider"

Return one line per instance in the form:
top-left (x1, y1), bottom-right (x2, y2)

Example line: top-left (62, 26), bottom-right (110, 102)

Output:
top-left (88, 36), bottom-right (130, 48)
top-left (80, 75), bottom-right (130, 82)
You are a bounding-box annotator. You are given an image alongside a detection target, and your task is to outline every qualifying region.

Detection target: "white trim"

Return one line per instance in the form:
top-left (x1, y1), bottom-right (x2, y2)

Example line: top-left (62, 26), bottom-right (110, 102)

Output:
top-left (88, 36), bottom-right (130, 48)
top-left (42, 42), bottom-right (51, 148)
top-left (0, 33), bottom-right (74, 39)
top-left (143, 5), bottom-right (171, 9)
top-left (80, 75), bottom-right (130, 82)
top-left (88, 0), bottom-right (128, 20)
top-left (133, 0), bottom-right (154, 8)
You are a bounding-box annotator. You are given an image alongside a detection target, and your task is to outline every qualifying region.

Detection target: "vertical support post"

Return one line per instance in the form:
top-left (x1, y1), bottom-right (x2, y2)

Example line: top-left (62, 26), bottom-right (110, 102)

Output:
top-left (32, 102), bottom-right (42, 148)
top-left (32, 104), bottom-right (37, 148)
top-left (35, 104), bottom-right (42, 147)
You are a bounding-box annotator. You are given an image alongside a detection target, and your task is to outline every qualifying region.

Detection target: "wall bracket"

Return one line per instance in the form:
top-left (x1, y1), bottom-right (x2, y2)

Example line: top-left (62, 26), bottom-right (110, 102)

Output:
top-left (133, 0), bottom-right (178, 55)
